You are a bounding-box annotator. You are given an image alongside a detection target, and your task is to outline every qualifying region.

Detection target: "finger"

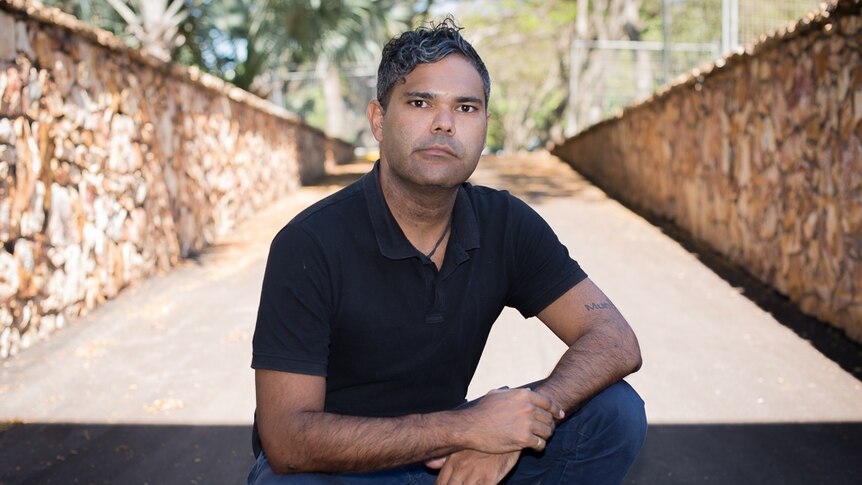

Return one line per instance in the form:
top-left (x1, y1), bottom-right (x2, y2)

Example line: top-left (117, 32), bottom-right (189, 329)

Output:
top-left (486, 386), bottom-right (511, 397)
top-left (549, 402), bottom-right (565, 420)
top-left (530, 392), bottom-right (565, 419)
top-left (435, 464), bottom-right (449, 485)
top-left (531, 421), bottom-right (555, 440)
top-left (436, 458), bottom-right (457, 485)
top-left (528, 391), bottom-right (553, 411)
top-left (425, 456), bottom-right (447, 469)
top-left (531, 435), bottom-right (547, 451)
top-left (532, 408), bottom-right (555, 426)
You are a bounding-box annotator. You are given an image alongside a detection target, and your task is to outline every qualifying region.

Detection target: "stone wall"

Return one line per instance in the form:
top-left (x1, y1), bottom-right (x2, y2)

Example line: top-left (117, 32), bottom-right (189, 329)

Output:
top-left (0, 0), bottom-right (354, 358)
top-left (553, 0), bottom-right (862, 342)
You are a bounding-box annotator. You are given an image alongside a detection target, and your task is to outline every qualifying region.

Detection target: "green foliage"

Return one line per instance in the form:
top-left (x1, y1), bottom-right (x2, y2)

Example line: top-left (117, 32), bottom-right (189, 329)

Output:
top-left (45, 1), bottom-right (414, 93)
top-left (640, 0), bottom-right (820, 45)
top-left (104, 0), bottom-right (189, 60)
top-left (640, 0), bottom-right (722, 43)
top-left (486, 106), bottom-right (505, 151)
top-left (173, 0), bottom-right (412, 93)
top-left (45, 1), bottom-right (189, 60)
top-left (457, 0), bottom-right (577, 151)
top-left (283, 82), bottom-right (327, 127)
top-left (41, 0), bottom-right (125, 34)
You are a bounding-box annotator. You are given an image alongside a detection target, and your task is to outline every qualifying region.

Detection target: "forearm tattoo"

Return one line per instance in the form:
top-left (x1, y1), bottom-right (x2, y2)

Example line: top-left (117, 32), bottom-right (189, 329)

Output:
top-left (584, 301), bottom-right (617, 312)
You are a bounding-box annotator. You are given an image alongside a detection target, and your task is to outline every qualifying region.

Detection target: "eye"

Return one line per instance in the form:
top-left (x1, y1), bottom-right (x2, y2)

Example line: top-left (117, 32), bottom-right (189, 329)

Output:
top-left (409, 100), bottom-right (430, 108)
top-left (457, 105), bottom-right (479, 113)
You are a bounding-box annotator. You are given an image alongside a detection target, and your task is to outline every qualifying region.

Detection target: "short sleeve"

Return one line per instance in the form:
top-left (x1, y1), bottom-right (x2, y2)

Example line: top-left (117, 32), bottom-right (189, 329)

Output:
top-left (251, 223), bottom-right (333, 376)
top-left (505, 197), bottom-right (587, 318)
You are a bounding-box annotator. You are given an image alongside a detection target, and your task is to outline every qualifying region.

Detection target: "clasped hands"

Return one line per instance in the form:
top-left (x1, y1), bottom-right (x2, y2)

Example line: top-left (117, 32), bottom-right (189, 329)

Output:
top-left (427, 387), bottom-right (565, 484)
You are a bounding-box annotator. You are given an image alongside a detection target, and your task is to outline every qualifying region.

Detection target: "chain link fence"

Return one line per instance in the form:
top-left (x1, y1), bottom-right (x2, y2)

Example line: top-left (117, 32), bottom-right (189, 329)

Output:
top-left (276, 0), bottom-right (825, 144)
top-left (578, 0), bottom-right (823, 125)
top-left (270, 65), bottom-right (379, 147)
top-left (737, 0), bottom-right (825, 45)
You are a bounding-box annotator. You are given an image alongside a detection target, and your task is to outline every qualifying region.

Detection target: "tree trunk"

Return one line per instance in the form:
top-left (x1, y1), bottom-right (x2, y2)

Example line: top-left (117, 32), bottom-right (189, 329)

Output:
top-left (566, 0), bottom-right (590, 136)
top-left (323, 65), bottom-right (347, 139)
top-left (622, 0), bottom-right (651, 100)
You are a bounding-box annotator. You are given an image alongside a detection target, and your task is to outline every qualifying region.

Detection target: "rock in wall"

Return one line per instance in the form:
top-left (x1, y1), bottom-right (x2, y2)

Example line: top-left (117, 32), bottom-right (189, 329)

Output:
top-left (0, 0), bottom-right (354, 358)
top-left (552, 0), bottom-right (862, 343)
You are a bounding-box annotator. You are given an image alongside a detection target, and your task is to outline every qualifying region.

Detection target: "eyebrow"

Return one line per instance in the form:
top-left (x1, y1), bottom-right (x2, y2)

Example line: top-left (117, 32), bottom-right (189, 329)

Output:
top-left (455, 95), bottom-right (484, 105)
top-left (403, 91), bottom-right (485, 106)
top-left (404, 91), bottom-right (436, 100)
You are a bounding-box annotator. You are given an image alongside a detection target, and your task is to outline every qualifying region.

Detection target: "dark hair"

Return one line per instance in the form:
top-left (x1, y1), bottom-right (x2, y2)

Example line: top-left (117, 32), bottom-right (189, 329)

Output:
top-left (376, 16), bottom-right (490, 110)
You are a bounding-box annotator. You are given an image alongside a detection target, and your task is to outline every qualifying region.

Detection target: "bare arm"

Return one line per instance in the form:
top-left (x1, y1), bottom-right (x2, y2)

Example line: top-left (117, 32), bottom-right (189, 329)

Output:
top-left (534, 277), bottom-right (642, 412)
top-left (255, 370), bottom-right (563, 474)
top-left (431, 278), bottom-right (641, 483)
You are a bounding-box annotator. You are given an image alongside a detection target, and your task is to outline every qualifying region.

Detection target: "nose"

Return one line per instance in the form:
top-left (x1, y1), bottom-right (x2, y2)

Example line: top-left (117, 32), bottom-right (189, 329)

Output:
top-left (431, 109), bottom-right (455, 135)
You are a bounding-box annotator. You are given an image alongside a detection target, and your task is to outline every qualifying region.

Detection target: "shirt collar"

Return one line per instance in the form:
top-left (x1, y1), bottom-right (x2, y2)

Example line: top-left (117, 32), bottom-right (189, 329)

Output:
top-left (362, 161), bottom-right (480, 261)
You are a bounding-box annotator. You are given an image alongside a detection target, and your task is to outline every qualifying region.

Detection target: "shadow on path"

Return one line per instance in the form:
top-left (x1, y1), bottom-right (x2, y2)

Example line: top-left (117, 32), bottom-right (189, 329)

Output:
top-left (628, 422), bottom-right (862, 484)
top-left (0, 422), bottom-right (254, 484)
top-left (549, 157), bottom-right (862, 382)
top-left (472, 153), bottom-right (601, 204)
top-left (321, 155), bottom-right (861, 386)
top-left (654, 219), bottom-right (862, 382)
top-left (2, 155), bottom-right (860, 484)
top-left (2, 421), bottom-right (860, 484)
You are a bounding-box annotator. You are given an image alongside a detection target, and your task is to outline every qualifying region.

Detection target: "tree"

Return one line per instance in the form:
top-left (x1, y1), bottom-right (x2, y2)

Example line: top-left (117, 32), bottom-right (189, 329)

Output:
top-left (43, 0), bottom-right (189, 61)
top-left (174, 0), bottom-right (415, 138)
top-left (41, 0), bottom-right (124, 34)
top-left (568, 0), bottom-right (645, 134)
top-left (175, 0), bottom-right (294, 94)
top-left (300, 0), bottom-right (413, 137)
top-left (457, 0), bottom-right (644, 151)
top-left (458, 0), bottom-right (576, 152)
top-left (105, 0), bottom-right (189, 61)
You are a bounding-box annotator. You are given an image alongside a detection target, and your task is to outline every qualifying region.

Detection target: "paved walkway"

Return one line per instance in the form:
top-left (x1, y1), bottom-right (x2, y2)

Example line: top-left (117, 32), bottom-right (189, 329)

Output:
top-left (1, 154), bottom-right (860, 484)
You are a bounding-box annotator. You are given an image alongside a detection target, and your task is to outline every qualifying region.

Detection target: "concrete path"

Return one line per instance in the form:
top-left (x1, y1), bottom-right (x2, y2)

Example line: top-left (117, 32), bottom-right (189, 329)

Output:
top-left (1, 154), bottom-right (860, 484)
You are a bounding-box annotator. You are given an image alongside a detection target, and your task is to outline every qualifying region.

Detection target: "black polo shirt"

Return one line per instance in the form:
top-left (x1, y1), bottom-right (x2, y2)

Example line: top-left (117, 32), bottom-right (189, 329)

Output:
top-left (252, 161), bottom-right (586, 418)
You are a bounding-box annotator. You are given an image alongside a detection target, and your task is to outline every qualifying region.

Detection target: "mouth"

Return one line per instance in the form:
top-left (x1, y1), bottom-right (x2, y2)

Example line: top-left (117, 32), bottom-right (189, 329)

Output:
top-left (419, 144), bottom-right (457, 158)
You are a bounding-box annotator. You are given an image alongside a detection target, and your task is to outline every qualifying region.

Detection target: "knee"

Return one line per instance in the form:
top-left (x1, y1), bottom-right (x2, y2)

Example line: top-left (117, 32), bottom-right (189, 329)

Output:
top-left (575, 380), bottom-right (647, 448)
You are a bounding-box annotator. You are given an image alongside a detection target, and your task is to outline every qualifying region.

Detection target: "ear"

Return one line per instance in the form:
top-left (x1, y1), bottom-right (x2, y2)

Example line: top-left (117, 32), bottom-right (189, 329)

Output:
top-left (367, 100), bottom-right (385, 142)
top-left (483, 110), bottom-right (491, 147)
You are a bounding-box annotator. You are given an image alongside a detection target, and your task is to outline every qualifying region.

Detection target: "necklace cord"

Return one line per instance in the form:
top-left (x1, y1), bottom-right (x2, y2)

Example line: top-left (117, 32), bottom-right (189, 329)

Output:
top-left (425, 218), bottom-right (452, 259)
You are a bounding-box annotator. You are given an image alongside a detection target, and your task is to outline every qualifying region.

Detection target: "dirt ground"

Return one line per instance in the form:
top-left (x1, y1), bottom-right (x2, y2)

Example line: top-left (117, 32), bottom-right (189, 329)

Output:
top-left (1, 154), bottom-right (860, 485)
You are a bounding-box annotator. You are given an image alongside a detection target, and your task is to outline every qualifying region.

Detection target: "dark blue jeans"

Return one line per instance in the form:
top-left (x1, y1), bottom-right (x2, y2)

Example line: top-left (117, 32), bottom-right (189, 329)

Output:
top-left (248, 380), bottom-right (646, 484)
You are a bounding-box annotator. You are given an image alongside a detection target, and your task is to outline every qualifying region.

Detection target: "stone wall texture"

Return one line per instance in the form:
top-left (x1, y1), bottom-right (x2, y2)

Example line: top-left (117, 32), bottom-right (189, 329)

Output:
top-left (0, 0), bottom-right (354, 358)
top-left (552, 0), bottom-right (862, 343)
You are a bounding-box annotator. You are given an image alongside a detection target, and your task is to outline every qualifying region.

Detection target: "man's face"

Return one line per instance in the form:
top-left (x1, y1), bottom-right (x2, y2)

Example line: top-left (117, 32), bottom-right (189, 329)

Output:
top-left (368, 54), bottom-right (489, 189)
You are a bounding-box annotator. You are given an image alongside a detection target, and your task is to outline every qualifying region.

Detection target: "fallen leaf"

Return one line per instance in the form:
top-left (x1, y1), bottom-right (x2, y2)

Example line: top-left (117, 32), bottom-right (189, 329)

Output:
top-left (74, 339), bottom-right (114, 359)
top-left (222, 331), bottom-right (250, 342)
top-left (145, 397), bottom-right (185, 414)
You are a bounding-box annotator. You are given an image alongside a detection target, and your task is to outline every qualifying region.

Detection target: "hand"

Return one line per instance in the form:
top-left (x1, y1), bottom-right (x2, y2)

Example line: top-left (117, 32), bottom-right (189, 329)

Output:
top-left (462, 388), bottom-right (564, 454)
top-left (429, 449), bottom-right (521, 485)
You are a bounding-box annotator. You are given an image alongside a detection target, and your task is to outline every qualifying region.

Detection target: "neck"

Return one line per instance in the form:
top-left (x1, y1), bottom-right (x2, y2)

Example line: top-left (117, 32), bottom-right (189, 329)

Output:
top-left (378, 162), bottom-right (458, 254)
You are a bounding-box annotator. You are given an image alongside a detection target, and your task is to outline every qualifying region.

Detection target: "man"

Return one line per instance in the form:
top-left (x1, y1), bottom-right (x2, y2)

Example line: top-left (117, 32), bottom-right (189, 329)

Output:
top-left (249, 18), bottom-right (646, 485)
